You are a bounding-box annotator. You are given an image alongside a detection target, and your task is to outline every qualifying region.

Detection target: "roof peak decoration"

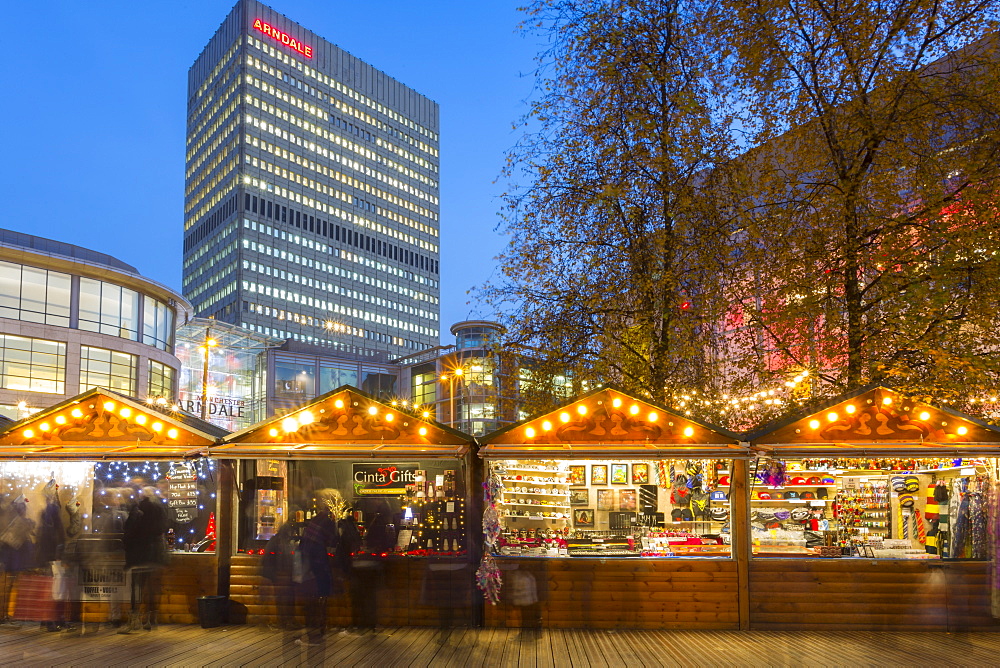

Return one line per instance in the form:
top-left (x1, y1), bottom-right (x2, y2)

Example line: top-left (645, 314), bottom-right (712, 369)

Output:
top-left (751, 386), bottom-right (1000, 445)
top-left (0, 391), bottom-right (216, 447)
top-left (486, 387), bottom-right (739, 446)
top-left (227, 387), bottom-right (467, 446)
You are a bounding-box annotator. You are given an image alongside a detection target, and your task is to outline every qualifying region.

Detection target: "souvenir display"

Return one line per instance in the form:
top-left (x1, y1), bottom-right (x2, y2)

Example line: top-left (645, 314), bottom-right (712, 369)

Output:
top-left (493, 459), bottom-right (732, 558)
top-left (751, 457), bottom-right (992, 559)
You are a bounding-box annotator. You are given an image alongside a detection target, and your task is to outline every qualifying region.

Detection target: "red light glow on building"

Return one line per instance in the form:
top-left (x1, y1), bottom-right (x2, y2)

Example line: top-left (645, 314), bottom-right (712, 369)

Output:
top-left (253, 19), bottom-right (313, 58)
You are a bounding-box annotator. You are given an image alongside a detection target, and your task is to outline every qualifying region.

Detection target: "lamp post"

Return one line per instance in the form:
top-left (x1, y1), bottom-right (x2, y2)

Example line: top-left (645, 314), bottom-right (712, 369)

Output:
top-left (198, 328), bottom-right (218, 421)
top-left (441, 367), bottom-right (464, 428)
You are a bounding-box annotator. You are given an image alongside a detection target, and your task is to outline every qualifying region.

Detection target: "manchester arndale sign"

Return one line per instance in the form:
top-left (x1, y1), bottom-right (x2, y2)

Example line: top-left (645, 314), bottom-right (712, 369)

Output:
top-left (253, 18), bottom-right (313, 58)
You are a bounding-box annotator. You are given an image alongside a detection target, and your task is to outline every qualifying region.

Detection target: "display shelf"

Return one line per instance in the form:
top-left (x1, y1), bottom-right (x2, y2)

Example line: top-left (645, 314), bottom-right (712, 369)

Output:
top-left (719, 484), bottom-right (838, 489)
top-left (752, 498), bottom-right (831, 503)
top-left (501, 491), bottom-right (570, 497)
top-left (504, 501), bottom-right (571, 508)
top-left (499, 467), bottom-right (563, 474)
top-left (501, 479), bottom-right (568, 485)
top-left (504, 514), bottom-right (566, 520)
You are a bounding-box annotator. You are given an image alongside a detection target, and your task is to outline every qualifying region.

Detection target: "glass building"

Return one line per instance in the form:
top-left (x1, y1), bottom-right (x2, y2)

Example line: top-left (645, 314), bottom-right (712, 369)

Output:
top-left (0, 228), bottom-right (192, 420)
top-left (184, 0), bottom-right (441, 359)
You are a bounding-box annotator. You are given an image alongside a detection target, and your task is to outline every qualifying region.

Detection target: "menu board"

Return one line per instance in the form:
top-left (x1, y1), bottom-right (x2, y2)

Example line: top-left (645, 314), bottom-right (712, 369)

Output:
top-left (167, 462), bottom-right (198, 524)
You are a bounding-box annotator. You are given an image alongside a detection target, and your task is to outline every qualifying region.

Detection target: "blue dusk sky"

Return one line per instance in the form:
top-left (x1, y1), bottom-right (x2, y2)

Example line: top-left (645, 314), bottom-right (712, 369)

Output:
top-left (1, 1), bottom-right (541, 337)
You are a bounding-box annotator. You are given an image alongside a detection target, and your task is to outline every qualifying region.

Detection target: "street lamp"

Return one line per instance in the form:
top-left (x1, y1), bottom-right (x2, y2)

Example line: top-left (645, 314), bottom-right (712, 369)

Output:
top-left (441, 367), bottom-right (464, 428)
top-left (198, 328), bottom-right (218, 421)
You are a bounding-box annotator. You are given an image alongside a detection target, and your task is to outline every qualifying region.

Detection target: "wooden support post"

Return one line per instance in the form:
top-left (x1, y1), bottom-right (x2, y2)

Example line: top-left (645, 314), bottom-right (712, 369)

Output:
top-left (467, 447), bottom-right (485, 627)
top-left (732, 454), bottom-right (751, 630)
top-left (216, 459), bottom-right (236, 597)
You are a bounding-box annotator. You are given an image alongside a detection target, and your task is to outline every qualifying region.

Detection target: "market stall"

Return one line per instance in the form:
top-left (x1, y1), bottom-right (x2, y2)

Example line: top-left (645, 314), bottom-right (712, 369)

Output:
top-left (217, 385), bottom-right (477, 629)
top-left (476, 387), bottom-right (749, 630)
top-left (0, 388), bottom-right (228, 626)
top-left (746, 385), bottom-right (1000, 631)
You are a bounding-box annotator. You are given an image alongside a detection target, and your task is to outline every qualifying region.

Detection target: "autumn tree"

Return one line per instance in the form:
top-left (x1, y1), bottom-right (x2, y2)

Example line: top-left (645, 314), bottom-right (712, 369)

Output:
top-left (482, 0), bottom-right (741, 410)
top-left (715, 0), bottom-right (1000, 405)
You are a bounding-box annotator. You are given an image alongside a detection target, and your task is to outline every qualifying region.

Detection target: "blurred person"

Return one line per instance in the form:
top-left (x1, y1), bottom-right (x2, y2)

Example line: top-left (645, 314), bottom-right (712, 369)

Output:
top-left (119, 487), bottom-right (168, 633)
top-left (350, 499), bottom-right (395, 631)
top-left (335, 512), bottom-right (361, 634)
top-left (296, 505), bottom-right (337, 646)
top-left (260, 522), bottom-right (297, 630)
top-left (0, 496), bottom-right (34, 627)
top-left (92, 487), bottom-right (128, 629)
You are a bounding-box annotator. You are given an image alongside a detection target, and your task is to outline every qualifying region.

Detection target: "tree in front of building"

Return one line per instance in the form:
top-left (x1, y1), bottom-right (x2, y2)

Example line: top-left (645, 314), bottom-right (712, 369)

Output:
top-left (482, 0), bottom-right (741, 411)
top-left (717, 0), bottom-right (1000, 406)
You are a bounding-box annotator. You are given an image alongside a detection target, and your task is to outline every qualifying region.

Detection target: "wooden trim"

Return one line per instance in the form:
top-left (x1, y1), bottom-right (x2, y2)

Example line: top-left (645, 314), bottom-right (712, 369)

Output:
top-left (732, 456), bottom-right (751, 630)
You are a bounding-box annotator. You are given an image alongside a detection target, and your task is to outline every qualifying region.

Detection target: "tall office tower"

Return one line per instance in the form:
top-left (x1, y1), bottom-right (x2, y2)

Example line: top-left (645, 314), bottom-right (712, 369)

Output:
top-left (184, 0), bottom-right (441, 357)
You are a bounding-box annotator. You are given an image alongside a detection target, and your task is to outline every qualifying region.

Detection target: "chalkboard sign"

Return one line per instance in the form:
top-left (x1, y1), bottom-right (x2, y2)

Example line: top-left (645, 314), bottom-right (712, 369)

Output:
top-left (167, 462), bottom-right (198, 524)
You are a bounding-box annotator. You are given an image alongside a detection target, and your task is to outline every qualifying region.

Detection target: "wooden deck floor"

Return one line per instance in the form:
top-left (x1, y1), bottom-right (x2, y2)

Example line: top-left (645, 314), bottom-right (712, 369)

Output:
top-left (0, 623), bottom-right (997, 667)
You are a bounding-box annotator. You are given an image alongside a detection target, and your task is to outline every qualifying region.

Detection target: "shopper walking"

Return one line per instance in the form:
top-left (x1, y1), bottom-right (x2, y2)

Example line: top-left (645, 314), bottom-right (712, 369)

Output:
top-left (119, 488), bottom-right (168, 633)
top-left (297, 506), bottom-right (337, 646)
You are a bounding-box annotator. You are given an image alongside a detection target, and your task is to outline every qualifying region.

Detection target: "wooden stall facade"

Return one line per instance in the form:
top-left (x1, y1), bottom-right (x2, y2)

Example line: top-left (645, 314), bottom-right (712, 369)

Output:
top-left (0, 388), bottom-right (228, 624)
top-left (747, 385), bottom-right (1000, 631)
top-left (218, 386), bottom-right (477, 628)
top-left (478, 387), bottom-right (750, 630)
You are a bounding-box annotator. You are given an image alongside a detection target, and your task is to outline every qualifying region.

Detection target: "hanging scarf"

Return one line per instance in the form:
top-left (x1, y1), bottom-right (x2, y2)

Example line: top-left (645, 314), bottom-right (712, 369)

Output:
top-left (914, 508), bottom-right (926, 545)
top-left (952, 478), bottom-right (971, 559)
top-left (970, 478), bottom-right (988, 560)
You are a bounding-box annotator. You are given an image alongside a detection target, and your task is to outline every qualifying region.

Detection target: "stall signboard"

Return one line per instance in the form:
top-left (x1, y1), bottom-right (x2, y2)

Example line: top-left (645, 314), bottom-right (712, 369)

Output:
top-left (353, 463), bottom-right (419, 496)
top-left (168, 462), bottom-right (198, 523)
top-left (80, 558), bottom-right (128, 602)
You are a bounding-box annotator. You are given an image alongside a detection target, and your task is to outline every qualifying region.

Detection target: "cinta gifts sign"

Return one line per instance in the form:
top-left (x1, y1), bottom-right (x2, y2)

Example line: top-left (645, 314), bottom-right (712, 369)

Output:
top-left (253, 19), bottom-right (313, 58)
top-left (353, 463), bottom-right (419, 496)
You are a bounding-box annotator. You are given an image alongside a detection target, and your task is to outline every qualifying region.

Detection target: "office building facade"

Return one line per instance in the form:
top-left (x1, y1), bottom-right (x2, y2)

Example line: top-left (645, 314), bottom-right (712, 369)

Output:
top-left (184, 0), bottom-right (441, 359)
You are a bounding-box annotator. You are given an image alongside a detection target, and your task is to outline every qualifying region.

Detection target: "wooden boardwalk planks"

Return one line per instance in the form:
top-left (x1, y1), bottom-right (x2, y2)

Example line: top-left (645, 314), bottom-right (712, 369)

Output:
top-left (0, 623), bottom-right (997, 666)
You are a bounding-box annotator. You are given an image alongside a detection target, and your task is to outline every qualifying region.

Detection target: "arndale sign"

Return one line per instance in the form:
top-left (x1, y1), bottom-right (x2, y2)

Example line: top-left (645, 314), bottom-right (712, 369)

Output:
top-left (253, 19), bottom-right (313, 58)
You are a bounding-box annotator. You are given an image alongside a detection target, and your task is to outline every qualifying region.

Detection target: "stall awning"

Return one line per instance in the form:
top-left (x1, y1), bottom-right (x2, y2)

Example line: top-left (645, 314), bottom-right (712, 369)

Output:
top-left (747, 385), bottom-right (1000, 457)
top-left (479, 386), bottom-right (745, 459)
top-left (223, 386), bottom-right (472, 457)
top-left (199, 442), bottom-right (469, 460)
top-left (0, 388), bottom-right (227, 460)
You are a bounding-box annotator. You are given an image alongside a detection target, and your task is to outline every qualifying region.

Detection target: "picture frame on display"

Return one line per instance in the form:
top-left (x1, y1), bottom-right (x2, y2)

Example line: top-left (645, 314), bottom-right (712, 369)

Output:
top-left (591, 464), bottom-right (608, 485)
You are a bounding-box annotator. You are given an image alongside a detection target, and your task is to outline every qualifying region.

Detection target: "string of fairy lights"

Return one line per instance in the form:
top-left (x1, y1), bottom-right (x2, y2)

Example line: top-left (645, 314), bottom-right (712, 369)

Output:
top-left (663, 370), bottom-right (1000, 425)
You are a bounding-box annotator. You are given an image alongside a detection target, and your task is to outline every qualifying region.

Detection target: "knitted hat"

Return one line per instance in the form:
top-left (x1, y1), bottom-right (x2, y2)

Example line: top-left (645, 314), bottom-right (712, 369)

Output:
top-left (898, 493), bottom-right (915, 508)
top-left (904, 476), bottom-right (920, 493)
top-left (891, 476), bottom-right (906, 492)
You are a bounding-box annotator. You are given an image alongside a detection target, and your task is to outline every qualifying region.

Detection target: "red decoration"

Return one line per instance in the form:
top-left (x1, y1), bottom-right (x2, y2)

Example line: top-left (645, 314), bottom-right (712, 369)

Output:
top-left (204, 511), bottom-right (217, 552)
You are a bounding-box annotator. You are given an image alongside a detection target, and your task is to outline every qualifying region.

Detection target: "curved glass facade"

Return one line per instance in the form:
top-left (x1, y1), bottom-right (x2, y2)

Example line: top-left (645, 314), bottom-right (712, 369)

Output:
top-left (0, 261), bottom-right (177, 352)
top-left (0, 261), bottom-right (72, 327)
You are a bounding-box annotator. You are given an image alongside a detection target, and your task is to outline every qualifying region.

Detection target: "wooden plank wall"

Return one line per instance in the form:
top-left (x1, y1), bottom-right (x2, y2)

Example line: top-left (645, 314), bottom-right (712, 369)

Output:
top-left (485, 558), bottom-right (740, 630)
top-left (229, 555), bottom-right (475, 628)
top-left (79, 554), bottom-right (216, 625)
top-left (750, 559), bottom-right (1000, 631)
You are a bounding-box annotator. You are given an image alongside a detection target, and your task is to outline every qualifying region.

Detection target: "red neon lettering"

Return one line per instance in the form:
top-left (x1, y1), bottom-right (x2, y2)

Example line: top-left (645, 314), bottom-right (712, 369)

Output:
top-left (253, 18), bottom-right (313, 59)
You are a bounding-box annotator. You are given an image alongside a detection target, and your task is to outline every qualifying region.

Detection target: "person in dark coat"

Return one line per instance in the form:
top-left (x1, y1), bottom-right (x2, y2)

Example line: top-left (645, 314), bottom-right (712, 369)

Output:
top-left (297, 507), bottom-right (337, 645)
top-left (119, 488), bottom-right (168, 633)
